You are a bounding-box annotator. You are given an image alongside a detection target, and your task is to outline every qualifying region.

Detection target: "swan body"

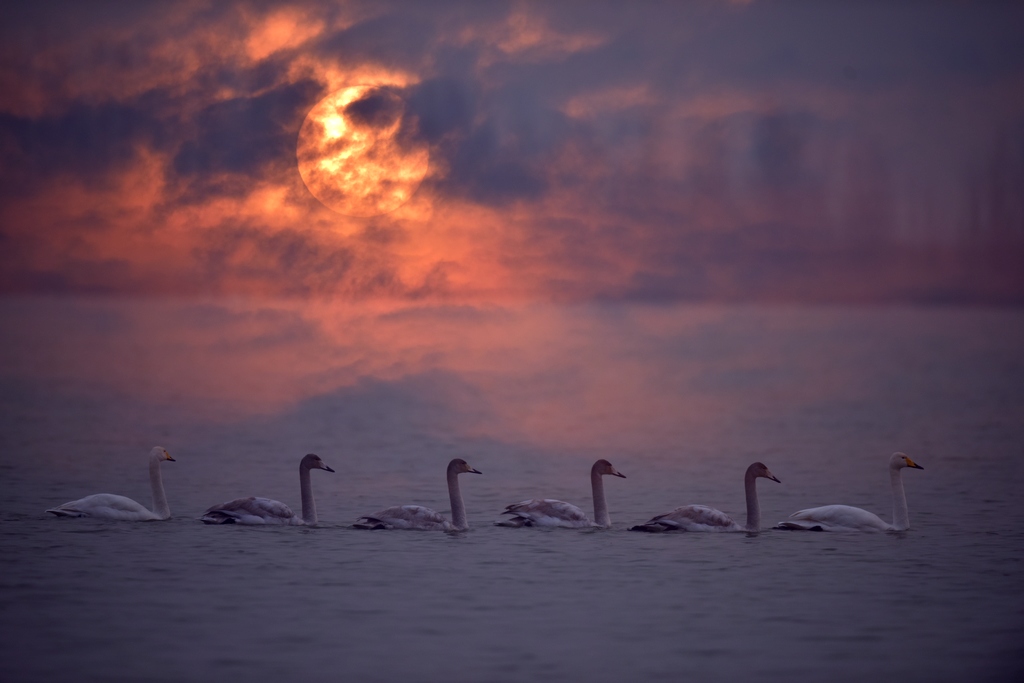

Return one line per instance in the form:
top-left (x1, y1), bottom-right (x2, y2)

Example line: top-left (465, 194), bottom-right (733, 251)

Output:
top-left (200, 453), bottom-right (334, 526)
top-left (632, 504), bottom-right (745, 532)
top-left (46, 447), bottom-right (175, 521)
top-left (629, 462), bottom-right (780, 532)
top-left (353, 458), bottom-right (481, 531)
top-left (497, 459), bottom-right (626, 528)
top-left (499, 499), bottom-right (593, 528)
top-left (354, 504), bottom-right (457, 531)
top-left (779, 504), bottom-right (892, 532)
top-left (777, 452), bottom-right (923, 532)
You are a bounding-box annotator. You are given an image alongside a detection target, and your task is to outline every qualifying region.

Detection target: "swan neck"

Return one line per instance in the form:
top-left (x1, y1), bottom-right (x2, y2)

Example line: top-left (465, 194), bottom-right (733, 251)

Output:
top-left (448, 468), bottom-right (468, 530)
top-left (744, 468), bottom-right (760, 531)
top-left (149, 456), bottom-right (170, 520)
top-left (299, 461), bottom-right (316, 525)
top-left (591, 467), bottom-right (610, 528)
top-left (890, 466), bottom-right (910, 530)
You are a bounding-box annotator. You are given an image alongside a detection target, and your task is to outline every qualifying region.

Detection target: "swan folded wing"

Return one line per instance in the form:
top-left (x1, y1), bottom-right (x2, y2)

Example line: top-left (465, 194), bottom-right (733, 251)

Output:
top-left (47, 493), bottom-right (160, 521)
top-left (497, 499), bottom-right (593, 528)
top-left (630, 505), bottom-right (741, 532)
top-left (353, 505), bottom-right (453, 531)
top-left (777, 504), bottom-right (891, 532)
top-left (200, 496), bottom-right (300, 525)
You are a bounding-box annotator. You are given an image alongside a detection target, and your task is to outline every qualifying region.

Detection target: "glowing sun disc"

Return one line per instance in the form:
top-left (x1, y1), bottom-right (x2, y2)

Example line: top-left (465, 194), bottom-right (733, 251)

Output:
top-left (297, 86), bottom-right (429, 217)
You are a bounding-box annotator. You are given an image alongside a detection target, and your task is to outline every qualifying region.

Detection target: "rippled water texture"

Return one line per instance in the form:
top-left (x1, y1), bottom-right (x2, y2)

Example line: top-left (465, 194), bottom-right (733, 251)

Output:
top-left (1, 299), bottom-right (1022, 682)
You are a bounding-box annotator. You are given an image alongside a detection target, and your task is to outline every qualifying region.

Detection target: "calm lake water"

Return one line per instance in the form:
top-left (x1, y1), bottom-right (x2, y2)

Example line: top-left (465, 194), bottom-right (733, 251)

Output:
top-left (1, 298), bottom-right (1022, 682)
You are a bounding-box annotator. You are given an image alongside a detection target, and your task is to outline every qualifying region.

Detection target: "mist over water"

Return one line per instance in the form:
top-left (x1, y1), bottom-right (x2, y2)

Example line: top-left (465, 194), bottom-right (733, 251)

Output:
top-left (1, 299), bottom-right (1022, 682)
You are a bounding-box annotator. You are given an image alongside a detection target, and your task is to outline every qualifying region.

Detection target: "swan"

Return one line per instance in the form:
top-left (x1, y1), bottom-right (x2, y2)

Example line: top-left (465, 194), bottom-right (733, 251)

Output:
top-left (629, 462), bottom-right (780, 532)
top-left (352, 458), bottom-right (481, 531)
top-left (496, 459), bottom-right (626, 528)
top-left (46, 446), bottom-right (176, 521)
top-left (776, 452), bottom-right (924, 532)
top-left (200, 453), bottom-right (334, 526)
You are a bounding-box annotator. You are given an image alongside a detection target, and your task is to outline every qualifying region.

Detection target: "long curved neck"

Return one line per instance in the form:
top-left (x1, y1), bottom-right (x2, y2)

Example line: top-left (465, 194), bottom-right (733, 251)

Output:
top-left (299, 463), bottom-right (317, 525)
top-left (448, 468), bottom-right (467, 530)
top-left (149, 457), bottom-right (170, 520)
top-left (744, 468), bottom-right (760, 531)
top-left (592, 468), bottom-right (610, 528)
top-left (890, 466), bottom-right (910, 530)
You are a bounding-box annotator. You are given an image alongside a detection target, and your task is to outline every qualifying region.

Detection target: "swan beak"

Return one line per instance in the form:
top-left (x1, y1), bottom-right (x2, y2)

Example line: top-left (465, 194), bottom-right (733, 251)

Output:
top-left (768, 474), bottom-right (780, 483)
top-left (322, 464), bottom-right (335, 473)
top-left (166, 455), bottom-right (176, 462)
top-left (469, 467), bottom-right (482, 474)
top-left (612, 470), bottom-right (626, 478)
top-left (906, 457), bottom-right (923, 470)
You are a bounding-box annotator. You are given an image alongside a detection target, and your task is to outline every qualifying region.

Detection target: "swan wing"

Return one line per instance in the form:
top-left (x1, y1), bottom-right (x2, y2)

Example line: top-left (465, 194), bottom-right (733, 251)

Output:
top-left (630, 505), bottom-right (741, 532)
top-left (47, 493), bottom-right (160, 521)
top-left (200, 496), bottom-right (301, 525)
top-left (353, 505), bottom-right (453, 531)
top-left (496, 499), bottom-right (594, 528)
top-left (777, 504), bottom-right (892, 532)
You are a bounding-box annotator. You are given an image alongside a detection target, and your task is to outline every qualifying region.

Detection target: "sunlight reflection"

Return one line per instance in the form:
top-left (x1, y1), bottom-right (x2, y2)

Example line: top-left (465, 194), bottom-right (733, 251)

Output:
top-left (8, 298), bottom-right (994, 455)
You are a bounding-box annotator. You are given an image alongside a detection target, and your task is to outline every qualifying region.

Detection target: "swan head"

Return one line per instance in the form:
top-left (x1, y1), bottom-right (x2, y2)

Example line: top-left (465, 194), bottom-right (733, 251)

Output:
top-left (449, 458), bottom-right (482, 475)
top-left (593, 459), bottom-right (626, 478)
top-left (301, 453), bottom-right (335, 473)
top-left (890, 452), bottom-right (923, 471)
top-left (748, 461), bottom-right (780, 483)
top-left (149, 446), bottom-right (174, 462)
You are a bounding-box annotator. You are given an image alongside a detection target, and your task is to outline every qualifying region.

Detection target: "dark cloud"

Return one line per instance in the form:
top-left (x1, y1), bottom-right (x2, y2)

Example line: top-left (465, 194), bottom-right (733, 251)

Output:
top-left (402, 76), bottom-right (574, 204)
top-left (0, 102), bottom-right (163, 194)
top-left (403, 78), bottom-right (477, 143)
top-left (443, 120), bottom-right (546, 203)
top-left (173, 78), bottom-right (321, 181)
top-left (345, 89), bottom-right (404, 129)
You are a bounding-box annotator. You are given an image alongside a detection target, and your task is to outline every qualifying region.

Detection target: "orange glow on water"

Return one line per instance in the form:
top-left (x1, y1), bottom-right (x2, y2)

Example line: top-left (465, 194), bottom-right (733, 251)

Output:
top-left (4, 297), bottom-right (946, 454)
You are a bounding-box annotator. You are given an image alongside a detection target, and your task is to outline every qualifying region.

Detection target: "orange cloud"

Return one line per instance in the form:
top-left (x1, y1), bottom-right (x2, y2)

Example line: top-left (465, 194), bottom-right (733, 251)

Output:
top-left (1, 0), bottom-right (1021, 306)
top-left (244, 6), bottom-right (325, 62)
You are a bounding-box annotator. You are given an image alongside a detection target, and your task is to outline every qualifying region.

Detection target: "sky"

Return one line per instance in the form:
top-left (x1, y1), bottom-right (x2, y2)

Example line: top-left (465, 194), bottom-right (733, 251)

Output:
top-left (1, 0), bottom-right (1023, 305)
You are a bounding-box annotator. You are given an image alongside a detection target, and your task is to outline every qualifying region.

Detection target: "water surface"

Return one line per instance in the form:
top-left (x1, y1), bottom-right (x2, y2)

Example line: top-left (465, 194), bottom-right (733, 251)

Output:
top-left (1, 299), bottom-right (1022, 682)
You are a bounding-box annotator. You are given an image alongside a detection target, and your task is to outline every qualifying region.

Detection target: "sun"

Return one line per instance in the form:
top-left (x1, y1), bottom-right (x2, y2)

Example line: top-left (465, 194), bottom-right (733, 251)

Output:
top-left (296, 86), bottom-right (429, 217)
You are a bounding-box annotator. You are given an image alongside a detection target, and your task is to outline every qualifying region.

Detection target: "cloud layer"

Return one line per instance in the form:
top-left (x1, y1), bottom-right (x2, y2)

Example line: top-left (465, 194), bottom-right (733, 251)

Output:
top-left (1, 0), bottom-right (1022, 303)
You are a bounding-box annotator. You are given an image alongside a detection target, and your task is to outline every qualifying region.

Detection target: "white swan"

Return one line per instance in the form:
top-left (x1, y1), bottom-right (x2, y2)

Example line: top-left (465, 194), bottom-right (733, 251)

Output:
top-left (496, 459), bottom-right (626, 528)
top-left (200, 453), bottom-right (334, 526)
top-left (46, 446), bottom-right (176, 521)
top-left (777, 452), bottom-right (924, 532)
top-left (629, 461), bottom-right (780, 532)
top-left (353, 458), bottom-right (481, 531)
